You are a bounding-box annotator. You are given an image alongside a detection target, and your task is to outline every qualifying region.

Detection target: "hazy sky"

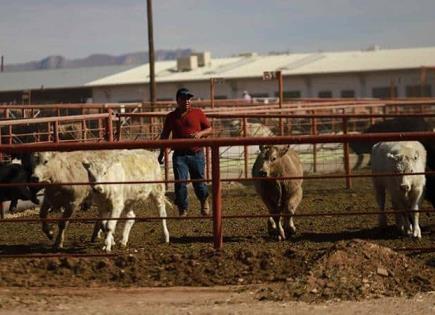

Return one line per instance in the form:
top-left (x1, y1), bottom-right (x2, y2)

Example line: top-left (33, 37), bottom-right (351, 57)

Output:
top-left (1, 0), bottom-right (435, 63)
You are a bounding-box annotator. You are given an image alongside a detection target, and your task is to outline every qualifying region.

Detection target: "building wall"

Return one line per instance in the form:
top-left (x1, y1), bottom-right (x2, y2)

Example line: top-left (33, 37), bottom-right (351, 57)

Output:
top-left (91, 69), bottom-right (431, 103)
top-left (310, 74), bottom-right (361, 98)
top-left (92, 85), bottom-right (146, 103)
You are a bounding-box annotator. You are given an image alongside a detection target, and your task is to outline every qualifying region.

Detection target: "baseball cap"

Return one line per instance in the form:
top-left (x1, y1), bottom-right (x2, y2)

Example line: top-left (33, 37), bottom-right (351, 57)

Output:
top-left (176, 88), bottom-right (194, 99)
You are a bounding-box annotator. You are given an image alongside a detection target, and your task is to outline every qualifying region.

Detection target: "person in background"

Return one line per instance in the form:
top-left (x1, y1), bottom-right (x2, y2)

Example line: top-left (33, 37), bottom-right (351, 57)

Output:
top-left (158, 88), bottom-right (213, 217)
top-left (242, 90), bottom-right (252, 102)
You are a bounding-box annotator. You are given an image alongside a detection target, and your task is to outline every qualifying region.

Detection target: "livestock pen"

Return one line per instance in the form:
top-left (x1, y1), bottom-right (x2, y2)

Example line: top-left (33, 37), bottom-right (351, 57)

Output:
top-left (0, 102), bottom-right (434, 302)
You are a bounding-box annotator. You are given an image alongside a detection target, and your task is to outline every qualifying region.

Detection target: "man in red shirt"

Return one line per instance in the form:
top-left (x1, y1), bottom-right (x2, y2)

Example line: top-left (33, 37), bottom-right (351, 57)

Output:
top-left (158, 88), bottom-right (212, 216)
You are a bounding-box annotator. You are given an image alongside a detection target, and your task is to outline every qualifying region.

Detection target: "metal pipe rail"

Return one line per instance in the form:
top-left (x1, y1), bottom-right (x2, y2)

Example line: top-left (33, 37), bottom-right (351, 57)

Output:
top-left (0, 113), bottom-right (113, 126)
top-left (1, 131), bottom-right (435, 250)
top-left (1, 209), bottom-right (433, 224)
top-left (120, 111), bottom-right (435, 120)
top-left (0, 103), bottom-right (142, 110)
top-left (2, 169), bottom-right (435, 190)
top-left (1, 131), bottom-right (435, 154)
top-left (1, 98), bottom-right (434, 113)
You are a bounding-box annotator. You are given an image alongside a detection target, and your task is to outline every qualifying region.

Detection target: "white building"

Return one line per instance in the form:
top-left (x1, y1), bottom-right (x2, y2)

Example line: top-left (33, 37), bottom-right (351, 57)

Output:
top-left (0, 46), bottom-right (434, 104)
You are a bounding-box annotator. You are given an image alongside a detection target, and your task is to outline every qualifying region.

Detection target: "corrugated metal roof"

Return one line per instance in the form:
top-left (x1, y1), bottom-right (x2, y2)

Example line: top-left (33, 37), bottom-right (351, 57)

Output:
top-left (1, 47), bottom-right (434, 92)
top-left (0, 64), bottom-right (136, 92)
top-left (87, 46), bottom-right (435, 86)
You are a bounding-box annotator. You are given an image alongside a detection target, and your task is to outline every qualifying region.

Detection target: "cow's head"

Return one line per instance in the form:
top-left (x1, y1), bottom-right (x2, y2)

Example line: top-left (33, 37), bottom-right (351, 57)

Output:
top-left (228, 119), bottom-right (242, 137)
top-left (257, 144), bottom-right (290, 176)
top-left (387, 150), bottom-right (420, 193)
top-left (82, 159), bottom-right (118, 195)
top-left (31, 152), bottom-right (55, 183)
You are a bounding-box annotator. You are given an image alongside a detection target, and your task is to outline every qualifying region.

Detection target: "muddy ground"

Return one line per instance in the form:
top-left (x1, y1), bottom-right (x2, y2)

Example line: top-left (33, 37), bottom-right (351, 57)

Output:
top-left (0, 175), bottom-right (434, 304)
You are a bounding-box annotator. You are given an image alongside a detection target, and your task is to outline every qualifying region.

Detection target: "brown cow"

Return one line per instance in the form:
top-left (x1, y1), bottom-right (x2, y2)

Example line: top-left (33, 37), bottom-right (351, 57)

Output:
top-left (252, 144), bottom-right (304, 240)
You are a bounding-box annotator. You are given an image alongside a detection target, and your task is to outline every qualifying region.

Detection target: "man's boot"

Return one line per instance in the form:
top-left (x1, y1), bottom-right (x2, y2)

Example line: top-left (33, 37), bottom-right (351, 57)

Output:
top-left (178, 207), bottom-right (188, 217)
top-left (200, 198), bottom-right (210, 216)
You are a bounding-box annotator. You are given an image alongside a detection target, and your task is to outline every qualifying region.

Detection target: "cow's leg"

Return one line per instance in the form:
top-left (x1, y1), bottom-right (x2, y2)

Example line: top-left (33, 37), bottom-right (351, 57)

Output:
top-left (8, 199), bottom-right (18, 213)
top-left (276, 217), bottom-right (286, 241)
top-left (92, 208), bottom-right (108, 243)
top-left (152, 191), bottom-right (170, 243)
top-left (410, 189), bottom-right (423, 239)
top-left (120, 210), bottom-right (136, 248)
top-left (269, 203), bottom-right (285, 241)
top-left (261, 195), bottom-right (281, 239)
top-left (353, 154), bottom-right (364, 170)
top-left (373, 182), bottom-right (387, 229)
top-left (54, 203), bottom-right (75, 249)
top-left (103, 202), bottom-right (123, 252)
top-left (399, 200), bottom-right (412, 236)
top-left (267, 217), bottom-right (277, 237)
top-left (283, 187), bottom-right (303, 237)
top-left (91, 221), bottom-right (104, 243)
top-left (392, 199), bottom-right (407, 235)
top-left (39, 198), bottom-right (54, 240)
top-left (411, 205), bottom-right (421, 238)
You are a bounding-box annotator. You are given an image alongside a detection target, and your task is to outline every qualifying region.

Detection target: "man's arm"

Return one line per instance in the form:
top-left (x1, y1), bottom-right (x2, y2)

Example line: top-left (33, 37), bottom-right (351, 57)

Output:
top-left (191, 111), bottom-right (212, 139)
top-left (191, 126), bottom-right (212, 139)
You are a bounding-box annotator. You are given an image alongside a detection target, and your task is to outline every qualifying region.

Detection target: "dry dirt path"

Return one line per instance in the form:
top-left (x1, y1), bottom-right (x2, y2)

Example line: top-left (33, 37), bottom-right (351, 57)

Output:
top-left (0, 287), bottom-right (434, 315)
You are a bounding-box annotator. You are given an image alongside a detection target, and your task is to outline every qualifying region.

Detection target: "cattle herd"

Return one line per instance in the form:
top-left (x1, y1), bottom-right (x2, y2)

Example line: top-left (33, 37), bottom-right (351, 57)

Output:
top-left (0, 117), bottom-right (434, 252)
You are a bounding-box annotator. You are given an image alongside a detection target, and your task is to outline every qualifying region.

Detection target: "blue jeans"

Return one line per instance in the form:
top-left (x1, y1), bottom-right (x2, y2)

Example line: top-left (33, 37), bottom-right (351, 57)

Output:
top-left (172, 150), bottom-right (209, 211)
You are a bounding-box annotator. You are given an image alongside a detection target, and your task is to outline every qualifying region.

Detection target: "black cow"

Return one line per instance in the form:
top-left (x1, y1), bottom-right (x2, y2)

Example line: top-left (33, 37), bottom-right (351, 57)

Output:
top-left (0, 162), bottom-right (40, 213)
top-left (349, 117), bottom-right (433, 169)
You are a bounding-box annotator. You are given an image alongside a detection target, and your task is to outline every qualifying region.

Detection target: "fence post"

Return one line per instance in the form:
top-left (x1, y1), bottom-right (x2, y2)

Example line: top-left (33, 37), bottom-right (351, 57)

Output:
top-left (206, 147), bottom-right (211, 181)
top-left (243, 117), bottom-right (249, 178)
top-left (277, 71), bottom-right (284, 136)
top-left (311, 110), bottom-right (317, 173)
top-left (164, 148), bottom-right (169, 191)
top-left (369, 106), bottom-right (375, 125)
top-left (8, 125), bottom-right (12, 145)
top-left (211, 145), bottom-right (222, 250)
top-left (53, 121), bottom-right (59, 143)
top-left (0, 127), bottom-right (2, 161)
top-left (106, 108), bottom-right (114, 142)
top-left (343, 116), bottom-right (352, 189)
top-left (210, 78), bottom-right (215, 109)
top-left (81, 120), bottom-right (87, 141)
top-left (382, 106), bottom-right (387, 121)
top-left (116, 113), bottom-right (122, 141)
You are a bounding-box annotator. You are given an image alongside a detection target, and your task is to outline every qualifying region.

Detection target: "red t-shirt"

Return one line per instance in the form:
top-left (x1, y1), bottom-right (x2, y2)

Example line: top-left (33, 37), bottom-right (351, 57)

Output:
top-left (161, 108), bottom-right (211, 152)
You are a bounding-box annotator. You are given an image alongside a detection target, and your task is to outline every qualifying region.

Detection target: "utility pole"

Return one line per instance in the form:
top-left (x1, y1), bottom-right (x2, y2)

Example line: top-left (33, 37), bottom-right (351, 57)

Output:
top-left (146, 0), bottom-right (156, 111)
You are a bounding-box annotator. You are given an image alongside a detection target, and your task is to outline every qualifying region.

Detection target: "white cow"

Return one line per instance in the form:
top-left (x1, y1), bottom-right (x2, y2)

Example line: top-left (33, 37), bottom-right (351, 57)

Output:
top-left (371, 141), bottom-right (426, 238)
top-left (228, 119), bottom-right (275, 137)
top-left (32, 151), bottom-right (112, 248)
top-left (83, 149), bottom-right (170, 252)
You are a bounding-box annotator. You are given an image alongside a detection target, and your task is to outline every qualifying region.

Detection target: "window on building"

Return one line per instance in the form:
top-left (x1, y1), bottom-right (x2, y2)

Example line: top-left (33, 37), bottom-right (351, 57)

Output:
top-left (251, 93), bottom-right (269, 98)
top-left (406, 85), bottom-right (432, 97)
top-left (274, 91), bottom-right (301, 98)
top-left (340, 90), bottom-right (355, 98)
top-left (119, 99), bottom-right (142, 103)
top-left (372, 87), bottom-right (397, 99)
top-left (318, 91), bottom-right (332, 98)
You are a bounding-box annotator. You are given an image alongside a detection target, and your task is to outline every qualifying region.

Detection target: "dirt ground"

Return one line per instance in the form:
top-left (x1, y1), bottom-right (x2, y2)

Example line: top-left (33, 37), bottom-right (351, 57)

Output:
top-left (0, 175), bottom-right (434, 312)
top-left (0, 287), bottom-right (434, 315)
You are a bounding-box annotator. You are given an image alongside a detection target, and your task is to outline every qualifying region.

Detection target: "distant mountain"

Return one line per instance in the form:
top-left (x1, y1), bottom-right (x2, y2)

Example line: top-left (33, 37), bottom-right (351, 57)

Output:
top-left (2, 49), bottom-right (193, 72)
